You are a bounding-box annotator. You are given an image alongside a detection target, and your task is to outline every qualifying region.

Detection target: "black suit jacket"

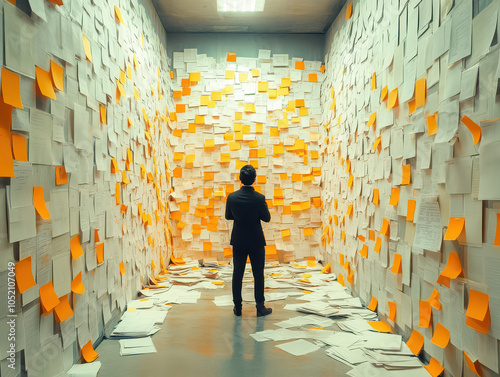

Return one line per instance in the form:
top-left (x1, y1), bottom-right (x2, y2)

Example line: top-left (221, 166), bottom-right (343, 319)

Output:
top-left (225, 185), bottom-right (271, 248)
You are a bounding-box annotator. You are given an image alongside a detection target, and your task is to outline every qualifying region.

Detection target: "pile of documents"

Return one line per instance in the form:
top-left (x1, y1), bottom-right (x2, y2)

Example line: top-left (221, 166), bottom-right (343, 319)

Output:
top-left (119, 337), bottom-right (157, 356)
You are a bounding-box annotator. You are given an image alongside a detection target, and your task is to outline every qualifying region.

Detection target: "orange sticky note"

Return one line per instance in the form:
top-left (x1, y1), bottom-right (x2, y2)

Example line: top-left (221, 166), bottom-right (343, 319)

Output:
top-left (304, 228), bottom-right (314, 236)
top-left (54, 294), bottom-right (73, 322)
top-left (389, 187), bottom-right (400, 206)
top-left (50, 60), bottom-right (64, 92)
top-left (437, 252), bottom-right (463, 287)
top-left (371, 73), bottom-right (376, 91)
top-left (387, 88), bottom-right (398, 110)
top-left (15, 257), bottom-right (36, 294)
top-left (466, 290), bottom-right (490, 334)
top-left (431, 322), bottom-right (450, 348)
top-left (428, 289), bottom-right (442, 310)
top-left (388, 301), bottom-right (397, 321)
top-left (115, 182), bottom-right (120, 205)
top-left (100, 104), bottom-right (107, 124)
top-left (12, 134), bottom-right (27, 161)
top-left (36, 67), bottom-right (57, 100)
top-left (33, 187), bottom-right (50, 219)
top-left (425, 357), bottom-right (444, 377)
top-left (2, 68), bottom-right (23, 109)
top-left (367, 112), bottom-right (376, 128)
top-left (418, 300), bottom-right (432, 327)
top-left (119, 262), bottom-right (126, 275)
top-left (461, 115), bottom-right (481, 145)
top-left (82, 34), bottom-right (92, 62)
top-left (39, 281), bottom-right (60, 314)
top-left (380, 86), bottom-right (388, 102)
top-left (407, 200), bottom-right (416, 221)
top-left (374, 237), bottom-right (382, 253)
top-left (415, 78), bottom-right (426, 108)
top-left (70, 235), bottom-right (84, 259)
top-left (0, 131), bottom-right (14, 177)
top-left (82, 341), bottom-right (99, 363)
top-left (372, 188), bottom-right (379, 205)
top-left (427, 112), bottom-right (438, 136)
top-left (114, 6), bottom-right (125, 24)
top-left (406, 329), bottom-right (424, 356)
top-left (227, 52), bottom-right (237, 62)
top-left (367, 296), bottom-right (378, 311)
top-left (295, 61), bottom-right (305, 70)
top-left (359, 244), bottom-right (368, 258)
top-left (402, 164), bottom-right (411, 185)
top-left (55, 165), bottom-right (68, 185)
top-left (463, 351), bottom-right (482, 376)
top-left (281, 229), bottom-right (291, 238)
top-left (71, 272), bottom-right (85, 295)
top-left (444, 217), bottom-right (465, 240)
top-left (96, 243), bottom-right (104, 264)
top-left (495, 213), bottom-right (500, 246)
top-left (381, 218), bottom-right (390, 236)
top-left (204, 139), bottom-right (215, 149)
top-left (390, 253), bottom-right (402, 274)
top-left (308, 74), bottom-right (318, 83)
top-left (345, 3), bottom-right (353, 19)
top-left (367, 321), bottom-right (391, 333)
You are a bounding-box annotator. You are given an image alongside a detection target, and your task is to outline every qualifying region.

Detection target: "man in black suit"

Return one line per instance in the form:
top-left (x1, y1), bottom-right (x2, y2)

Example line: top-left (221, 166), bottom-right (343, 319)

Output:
top-left (225, 165), bottom-right (272, 317)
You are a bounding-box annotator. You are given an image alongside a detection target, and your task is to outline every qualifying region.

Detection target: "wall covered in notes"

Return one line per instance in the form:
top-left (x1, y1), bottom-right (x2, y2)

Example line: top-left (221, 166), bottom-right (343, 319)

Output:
top-left (320, 0), bottom-right (500, 375)
top-left (168, 50), bottom-right (325, 262)
top-left (1, 0), bottom-right (174, 374)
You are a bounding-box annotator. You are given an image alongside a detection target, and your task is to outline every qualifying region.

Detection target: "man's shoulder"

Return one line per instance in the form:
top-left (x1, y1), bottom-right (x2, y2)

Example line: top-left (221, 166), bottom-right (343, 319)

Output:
top-left (254, 191), bottom-right (266, 201)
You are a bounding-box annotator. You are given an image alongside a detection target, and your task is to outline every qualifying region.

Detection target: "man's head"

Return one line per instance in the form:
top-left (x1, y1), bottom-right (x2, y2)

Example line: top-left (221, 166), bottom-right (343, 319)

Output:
top-left (239, 165), bottom-right (256, 186)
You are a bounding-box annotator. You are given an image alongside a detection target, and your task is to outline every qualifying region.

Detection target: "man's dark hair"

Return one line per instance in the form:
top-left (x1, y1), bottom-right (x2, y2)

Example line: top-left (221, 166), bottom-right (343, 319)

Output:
top-left (240, 165), bottom-right (256, 186)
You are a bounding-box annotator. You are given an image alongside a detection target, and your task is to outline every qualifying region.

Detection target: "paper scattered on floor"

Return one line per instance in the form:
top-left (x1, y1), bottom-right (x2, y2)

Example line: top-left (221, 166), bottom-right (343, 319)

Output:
top-left (67, 361), bottom-right (101, 376)
top-left (119, 337), bottom-right (157, 356)
top-left (275, 339), bottom-right (321, 356)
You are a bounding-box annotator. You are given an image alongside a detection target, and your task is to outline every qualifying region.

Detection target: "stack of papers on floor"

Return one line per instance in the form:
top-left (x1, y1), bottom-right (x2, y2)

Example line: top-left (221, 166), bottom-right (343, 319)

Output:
top-left (67, 362), bottom-right (101, 377)
top-left (295, 301), bottom-right (340, 317)
top-left (119, 337), bottom-right (157, 356)
top-left (109, 317), bottom-right (157, 338)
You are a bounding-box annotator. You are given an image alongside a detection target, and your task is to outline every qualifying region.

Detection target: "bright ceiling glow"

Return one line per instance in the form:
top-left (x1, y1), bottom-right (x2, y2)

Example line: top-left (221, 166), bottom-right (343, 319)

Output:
top-left (217, 0), bottom-right (266, 12)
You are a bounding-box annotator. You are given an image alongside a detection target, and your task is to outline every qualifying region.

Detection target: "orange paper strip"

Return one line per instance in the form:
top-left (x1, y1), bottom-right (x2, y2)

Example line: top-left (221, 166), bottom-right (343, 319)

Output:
top-left (444, 217), bottom-right (465, 240)
top-left (36, 67), bottom-right (57, 100)
top-left (431, 322), bottom-right (450, 348)
top-left (461, 115), bottom-right (481, 145)
top-left (425, 357), bottom-right (444, 377)
top-left (70, 235), bottom-right (84, 259)
top-left (71, 272), bottom-right (85, 295)
top-left (33, 187), bottom-right (50, 219)
top-left (54, 294), bottom-right (73, 322)
top-left (12, 134), bottom-right (27, 161)
top-left (390, 253), bottom-right (402, 274)
top-left (389, 187), bottom-right (400, 206)
top-left (367, 296), bottom-right (378, 311)
top-left (82, 341), bottom-right (99, 363)
top-left (39, 281), bottom-right (60, 314)
top-left (407, 200), bottom-right (416, 221)
top-left (1, 68), bottom-right (23, 109)
top-left (406, 329), bottom-right (424, 356)
top-left (15, 257), bottom-right (36, 293)
top-left (50, 60), bottom-right (64, 92)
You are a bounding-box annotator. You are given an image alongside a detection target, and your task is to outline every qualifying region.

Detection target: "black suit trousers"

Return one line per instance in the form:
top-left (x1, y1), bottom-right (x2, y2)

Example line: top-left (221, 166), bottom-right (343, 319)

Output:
top-left (232, 245), bottom-right (265, 306)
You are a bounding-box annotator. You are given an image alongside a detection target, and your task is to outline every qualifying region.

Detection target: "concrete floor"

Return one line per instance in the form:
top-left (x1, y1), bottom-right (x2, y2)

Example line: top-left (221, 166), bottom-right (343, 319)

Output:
top-left (96, 285), bottom-right (352, 377)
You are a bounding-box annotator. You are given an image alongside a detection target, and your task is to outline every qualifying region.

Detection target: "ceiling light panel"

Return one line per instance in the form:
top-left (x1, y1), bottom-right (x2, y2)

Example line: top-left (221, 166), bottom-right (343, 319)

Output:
top-left (217, 0), bottom-right (266, 12)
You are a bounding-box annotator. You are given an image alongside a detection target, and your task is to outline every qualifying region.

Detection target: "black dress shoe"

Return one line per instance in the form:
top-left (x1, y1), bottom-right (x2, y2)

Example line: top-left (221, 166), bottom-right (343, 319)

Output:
top-left (256, 304), bottom-right (272, 317)
top-left (233, 306), bottom-right (242, 316)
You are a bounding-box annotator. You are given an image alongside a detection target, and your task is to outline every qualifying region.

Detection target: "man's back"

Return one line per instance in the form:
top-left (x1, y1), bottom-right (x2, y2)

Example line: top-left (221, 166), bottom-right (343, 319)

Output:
top-left (225, 186), bottom-right (271, 248)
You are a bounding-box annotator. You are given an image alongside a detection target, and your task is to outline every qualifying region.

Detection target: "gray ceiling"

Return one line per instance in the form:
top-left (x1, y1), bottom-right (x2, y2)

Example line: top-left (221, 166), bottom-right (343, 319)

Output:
top-left (151, 0), bottom-right (346, 34)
